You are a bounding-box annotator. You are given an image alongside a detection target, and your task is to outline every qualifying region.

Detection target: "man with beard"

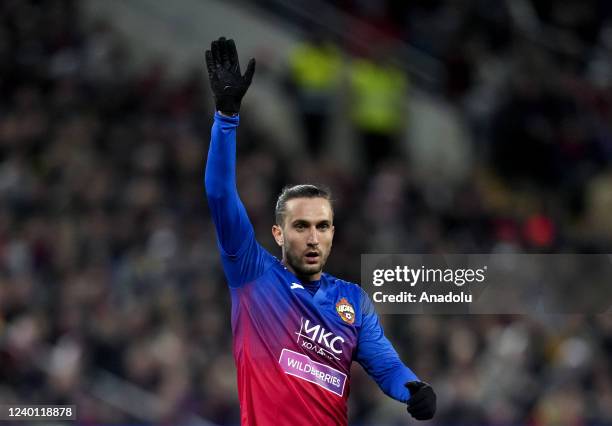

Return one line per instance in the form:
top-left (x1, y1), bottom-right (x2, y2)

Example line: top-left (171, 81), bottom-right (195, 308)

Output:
top-left (205, 37), bottom-right (436, 426)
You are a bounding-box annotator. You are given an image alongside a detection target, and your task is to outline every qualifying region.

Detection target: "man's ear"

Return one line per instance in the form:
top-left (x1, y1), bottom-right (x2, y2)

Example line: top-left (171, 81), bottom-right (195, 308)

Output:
top-left (272, 224), bottom-right (284, 246)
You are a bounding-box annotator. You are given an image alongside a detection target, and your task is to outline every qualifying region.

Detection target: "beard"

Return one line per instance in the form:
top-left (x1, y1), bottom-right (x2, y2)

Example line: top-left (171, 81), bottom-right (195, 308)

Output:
top-left (284, 245), bottom-right (327, 278)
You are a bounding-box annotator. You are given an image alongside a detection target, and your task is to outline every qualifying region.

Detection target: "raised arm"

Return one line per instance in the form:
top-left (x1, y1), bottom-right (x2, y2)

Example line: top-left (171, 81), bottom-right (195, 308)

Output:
top-left (204, 37), bottom-right (272, 287)
top-left (355, 288), bottom-right (436, 420)
top-left (205, 112), bottom-right (251, 255)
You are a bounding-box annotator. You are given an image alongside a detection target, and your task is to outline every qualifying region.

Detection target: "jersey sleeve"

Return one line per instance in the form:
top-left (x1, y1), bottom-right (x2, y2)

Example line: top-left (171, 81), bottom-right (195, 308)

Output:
top-left (204, 112), bottom-right (275, 287)
top-left (354, 288), bottom-right (419, 403)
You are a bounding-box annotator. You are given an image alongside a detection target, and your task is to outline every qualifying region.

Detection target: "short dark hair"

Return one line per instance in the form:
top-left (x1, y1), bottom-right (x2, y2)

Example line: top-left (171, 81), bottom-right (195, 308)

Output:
top-left (275, 184), bottom-right (333, 225)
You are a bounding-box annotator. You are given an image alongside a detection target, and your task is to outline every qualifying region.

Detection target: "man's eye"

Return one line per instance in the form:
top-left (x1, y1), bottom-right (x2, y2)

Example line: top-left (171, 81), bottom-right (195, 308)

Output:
top-left (295, 224), bottom-right (305, 230)
top-left (318, 224), bottom-right (329, 230)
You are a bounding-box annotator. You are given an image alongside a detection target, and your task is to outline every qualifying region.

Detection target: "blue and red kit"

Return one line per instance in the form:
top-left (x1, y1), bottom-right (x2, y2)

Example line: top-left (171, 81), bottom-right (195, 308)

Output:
top-left (205, 112), bottom-right (419, 426)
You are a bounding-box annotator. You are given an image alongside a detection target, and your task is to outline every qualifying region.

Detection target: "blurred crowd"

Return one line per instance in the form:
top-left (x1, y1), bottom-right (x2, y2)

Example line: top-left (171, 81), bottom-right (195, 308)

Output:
top-left (0, 0), bottom-right (611, 425)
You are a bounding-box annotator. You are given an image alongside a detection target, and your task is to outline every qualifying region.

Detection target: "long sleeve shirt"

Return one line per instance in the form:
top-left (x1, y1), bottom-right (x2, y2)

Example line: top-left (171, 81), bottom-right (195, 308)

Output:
top-left (205, 112), bottom-right (418, 426)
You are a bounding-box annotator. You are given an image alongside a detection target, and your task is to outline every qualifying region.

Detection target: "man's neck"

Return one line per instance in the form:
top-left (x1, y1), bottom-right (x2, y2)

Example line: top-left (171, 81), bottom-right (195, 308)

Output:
top-left (282, 260), bottom-right (322, 281)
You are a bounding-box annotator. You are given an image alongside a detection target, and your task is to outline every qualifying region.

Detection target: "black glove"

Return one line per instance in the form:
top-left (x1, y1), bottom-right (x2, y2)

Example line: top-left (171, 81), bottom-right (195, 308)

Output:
top-left (205, 37), bottom-right (255, 115)
top-left (406, 381), bottom-right (436, 421)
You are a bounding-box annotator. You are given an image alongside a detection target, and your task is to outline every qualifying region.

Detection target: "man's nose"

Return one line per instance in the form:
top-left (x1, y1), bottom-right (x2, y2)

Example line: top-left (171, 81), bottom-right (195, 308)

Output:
top-left (307, 227), bottom-right (319, 245)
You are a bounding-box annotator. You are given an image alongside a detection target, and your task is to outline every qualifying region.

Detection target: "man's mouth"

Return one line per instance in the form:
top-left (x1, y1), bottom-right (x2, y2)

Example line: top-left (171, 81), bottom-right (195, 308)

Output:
top-left (304, 251), bottom-right (320, 264)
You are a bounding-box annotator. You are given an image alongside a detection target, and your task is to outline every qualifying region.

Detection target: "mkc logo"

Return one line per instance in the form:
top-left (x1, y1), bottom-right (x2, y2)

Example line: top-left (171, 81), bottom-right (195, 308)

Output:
top-left (295, 317), bottom-right (345, 361)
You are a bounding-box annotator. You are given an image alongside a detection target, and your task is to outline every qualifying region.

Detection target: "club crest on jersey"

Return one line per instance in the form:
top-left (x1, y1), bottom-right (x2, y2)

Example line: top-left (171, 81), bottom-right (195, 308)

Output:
top-left (336, 298), bottom-right (355, 324)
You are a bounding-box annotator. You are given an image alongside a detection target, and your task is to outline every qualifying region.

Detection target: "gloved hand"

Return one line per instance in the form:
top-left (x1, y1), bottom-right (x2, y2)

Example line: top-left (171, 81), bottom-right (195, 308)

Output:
top-left (406, 381), bottom-right (436, 421)
top-left (205, 37), bottom-right (255, 115)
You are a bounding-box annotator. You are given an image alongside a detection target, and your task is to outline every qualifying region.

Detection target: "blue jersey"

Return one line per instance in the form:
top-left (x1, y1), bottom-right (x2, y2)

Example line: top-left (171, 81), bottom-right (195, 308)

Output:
top-left (205, 112), bottom-right (419, 426)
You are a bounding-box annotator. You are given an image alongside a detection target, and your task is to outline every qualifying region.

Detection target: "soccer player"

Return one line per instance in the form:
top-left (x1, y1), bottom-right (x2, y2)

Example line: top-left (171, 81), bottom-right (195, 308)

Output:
top-left (204, 37), bottom-right (436, 425)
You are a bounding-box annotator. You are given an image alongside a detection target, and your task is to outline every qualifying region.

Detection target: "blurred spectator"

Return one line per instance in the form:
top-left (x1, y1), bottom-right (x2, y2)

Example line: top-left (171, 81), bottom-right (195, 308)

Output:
top-left (287, 30), bottom-right (342, 159)
top-left (349, 42), bottom-right (408, 170)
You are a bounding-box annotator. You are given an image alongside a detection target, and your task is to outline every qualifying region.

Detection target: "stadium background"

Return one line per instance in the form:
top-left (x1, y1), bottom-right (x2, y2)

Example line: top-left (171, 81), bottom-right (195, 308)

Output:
top-left (0, 0), bottom-right (611, 424)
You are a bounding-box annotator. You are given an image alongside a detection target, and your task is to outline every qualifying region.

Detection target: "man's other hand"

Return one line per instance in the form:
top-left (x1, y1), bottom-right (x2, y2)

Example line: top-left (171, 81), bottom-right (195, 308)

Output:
top-left (406, 381), bottom-right (436, 421)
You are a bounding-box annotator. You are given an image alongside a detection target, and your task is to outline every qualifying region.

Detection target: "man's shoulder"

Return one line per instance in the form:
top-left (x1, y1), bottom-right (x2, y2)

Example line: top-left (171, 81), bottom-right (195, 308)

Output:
top-left (324, 273), bottom-right (363, 293)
